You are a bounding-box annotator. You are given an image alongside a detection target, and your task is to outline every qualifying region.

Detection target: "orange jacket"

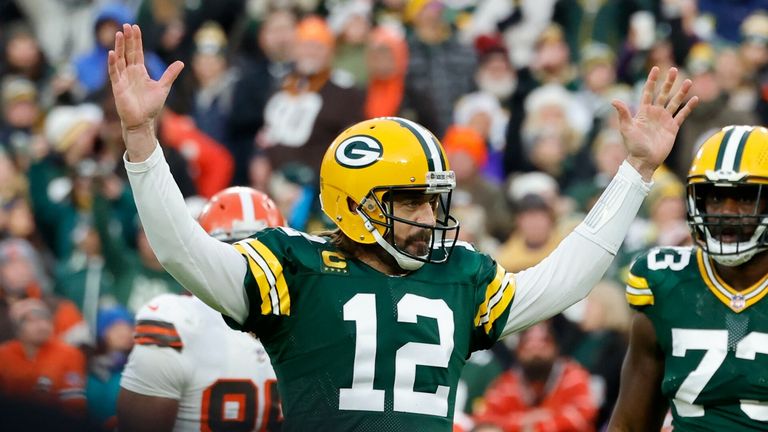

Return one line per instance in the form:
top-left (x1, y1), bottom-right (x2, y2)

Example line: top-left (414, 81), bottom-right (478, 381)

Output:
top-left (473, 360), bottom-right (596, 432)
top-left (0, 339), bottom-right (87, 416)
top-left (160, 111), bottom-right (235, 198)
top-left (50, 298), bottom-right (87, 344)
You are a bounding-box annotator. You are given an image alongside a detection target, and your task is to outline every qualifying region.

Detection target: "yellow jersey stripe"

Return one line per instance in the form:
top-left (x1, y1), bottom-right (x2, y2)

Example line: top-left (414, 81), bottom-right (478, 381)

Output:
top-left (234, 244), bottom-right (274, 315)
top-left (474, 265), bottom-right (505, 327)
top-left (247, 239), bottom-right (291, 316)
top-left (744, 286), bottom-right (768, 310)
top-left (238, 241), bottom-right (280, 314)
top-left (626, 292), bottom-right (654, 306)
top-left (626, 273), bottom-right (649, 289)
top-left (484, 274), bottom-right (516, 334)
top-left (700, 248), bottom-right (768, 297)
top-left (696, 248), bottom-right (768, 312)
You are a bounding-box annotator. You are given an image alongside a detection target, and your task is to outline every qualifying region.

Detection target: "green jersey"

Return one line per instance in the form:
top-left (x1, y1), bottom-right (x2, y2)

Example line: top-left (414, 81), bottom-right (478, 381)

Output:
top-left (626, 246), bottom-right (768, 431)
top-left (226, 227), bottom-right (515, 432)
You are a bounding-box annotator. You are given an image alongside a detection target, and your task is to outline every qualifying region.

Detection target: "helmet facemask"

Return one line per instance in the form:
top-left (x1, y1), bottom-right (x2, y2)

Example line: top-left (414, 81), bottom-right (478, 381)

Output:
top-left (357, 182), bottom-right (460, 270)
top-left (687, 182), bottom-right (768, 266)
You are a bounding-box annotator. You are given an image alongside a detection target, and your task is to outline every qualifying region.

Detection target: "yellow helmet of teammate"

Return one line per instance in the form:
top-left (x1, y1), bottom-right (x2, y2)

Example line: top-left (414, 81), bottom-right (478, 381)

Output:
top-left (687, 125), bottom-right (768, 266)
top-left (319, 117), bottom-right (460, 270)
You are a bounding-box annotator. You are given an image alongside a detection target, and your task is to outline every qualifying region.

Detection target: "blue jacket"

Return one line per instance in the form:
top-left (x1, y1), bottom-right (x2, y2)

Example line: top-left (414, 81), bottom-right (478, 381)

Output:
top-left (74, 3), bottom-right (166, 94)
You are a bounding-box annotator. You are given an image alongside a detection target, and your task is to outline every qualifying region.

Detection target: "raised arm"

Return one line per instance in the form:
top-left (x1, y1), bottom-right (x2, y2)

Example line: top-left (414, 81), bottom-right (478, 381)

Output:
top-left (109, 24), bottom-right (249, 322)
top-left (502, 67), bottom-right (698, 334)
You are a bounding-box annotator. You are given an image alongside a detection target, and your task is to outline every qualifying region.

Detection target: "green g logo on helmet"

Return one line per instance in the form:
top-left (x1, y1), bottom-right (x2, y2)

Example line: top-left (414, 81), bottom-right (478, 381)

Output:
top-left (334, 135), bottom-right (383, 168)
top-left (320, 117), bottom-right (459, 265)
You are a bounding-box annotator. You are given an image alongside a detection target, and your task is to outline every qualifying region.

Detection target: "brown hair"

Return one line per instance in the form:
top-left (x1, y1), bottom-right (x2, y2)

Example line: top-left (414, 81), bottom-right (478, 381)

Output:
top-left (314, 228), bottom-right (364, 258)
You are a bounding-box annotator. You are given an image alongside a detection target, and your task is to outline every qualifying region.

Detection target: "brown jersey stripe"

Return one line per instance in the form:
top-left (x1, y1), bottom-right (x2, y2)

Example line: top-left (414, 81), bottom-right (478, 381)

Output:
top-left (134, 324), bottom-right (180, 338)
top-left (135, 335), bottom-right (184, 351)
top-left (136, 319), bottom-right (178, 330)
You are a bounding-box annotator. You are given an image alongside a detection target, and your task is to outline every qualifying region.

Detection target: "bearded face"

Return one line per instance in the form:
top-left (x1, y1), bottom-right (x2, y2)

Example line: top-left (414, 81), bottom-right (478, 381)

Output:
top-left (516, 322), bottom-right (558, 382)
top-left (476, 54), bottom-right (517, 100)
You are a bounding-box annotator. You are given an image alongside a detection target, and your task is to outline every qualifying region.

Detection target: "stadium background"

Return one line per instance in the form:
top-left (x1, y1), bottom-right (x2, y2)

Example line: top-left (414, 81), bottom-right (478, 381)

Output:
top-left (0, 0), bottom-right (766, 430)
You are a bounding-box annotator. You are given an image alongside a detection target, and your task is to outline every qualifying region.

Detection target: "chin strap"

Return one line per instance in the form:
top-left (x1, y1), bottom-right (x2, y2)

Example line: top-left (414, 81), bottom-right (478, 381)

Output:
top-left (710, 250), bottom-right (758, 266)
top-left (358, 213), bottom-right (425, 271)
top-left (705, 225), bottom-right (768, 267)
top-left (707, 238), bottom-right (766, 267)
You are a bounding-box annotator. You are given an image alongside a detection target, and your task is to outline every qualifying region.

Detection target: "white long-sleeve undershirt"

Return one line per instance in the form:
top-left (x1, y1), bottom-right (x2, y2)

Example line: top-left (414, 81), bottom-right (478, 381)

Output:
top-left (502, 160), bottom-right (651, 334)
top-left (125, 143), bottom-right (249, 321)
top-left (125, 143), bottom-right (651, 331)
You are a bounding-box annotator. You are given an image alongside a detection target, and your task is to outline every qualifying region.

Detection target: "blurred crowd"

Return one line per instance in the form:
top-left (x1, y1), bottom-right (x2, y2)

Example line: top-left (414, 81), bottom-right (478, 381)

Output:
top-left (0, 0), bottom-right (766, 430)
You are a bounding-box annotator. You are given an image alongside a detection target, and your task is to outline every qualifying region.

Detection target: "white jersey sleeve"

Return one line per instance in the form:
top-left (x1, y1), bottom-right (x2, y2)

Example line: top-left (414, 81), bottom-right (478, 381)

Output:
top-left (124, 143), bottom-right (249, 323)
top-left (121, 345), bottom-right (189, 400)
top-left (501, 160), bottom-right (653, 335)
top-left (121, 294), bottom-right (281, 432)
top-left (120, 294), bottom-right (193, 399)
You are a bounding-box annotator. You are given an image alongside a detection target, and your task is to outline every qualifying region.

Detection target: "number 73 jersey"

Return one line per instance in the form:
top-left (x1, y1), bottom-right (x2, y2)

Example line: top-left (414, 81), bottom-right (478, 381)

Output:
top-left (227, 228), bottom-right (516, 432)
top-left (626, 246), bottom-right (768, 430)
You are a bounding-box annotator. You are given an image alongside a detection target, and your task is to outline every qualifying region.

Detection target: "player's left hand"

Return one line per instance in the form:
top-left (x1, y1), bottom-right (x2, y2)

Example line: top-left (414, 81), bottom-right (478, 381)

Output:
top-left (612, 66), bottom-right (698, 181)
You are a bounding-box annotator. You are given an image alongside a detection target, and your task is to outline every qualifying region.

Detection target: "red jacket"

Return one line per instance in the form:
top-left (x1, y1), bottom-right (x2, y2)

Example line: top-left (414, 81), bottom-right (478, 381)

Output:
top-left (160, 111), bottom-right (234, 198)
top-left (473, 360), bottom-right (596, 432)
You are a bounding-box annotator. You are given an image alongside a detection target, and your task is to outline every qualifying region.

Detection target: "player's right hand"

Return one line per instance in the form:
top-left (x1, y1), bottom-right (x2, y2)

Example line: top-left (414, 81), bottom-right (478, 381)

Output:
top-left (108, 24), bottom-right (184, 132)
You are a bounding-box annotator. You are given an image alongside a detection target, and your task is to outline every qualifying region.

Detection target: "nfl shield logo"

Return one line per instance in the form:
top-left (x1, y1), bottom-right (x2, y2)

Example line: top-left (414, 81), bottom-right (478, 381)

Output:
top-left (731, 295), bottom-right (746, 311)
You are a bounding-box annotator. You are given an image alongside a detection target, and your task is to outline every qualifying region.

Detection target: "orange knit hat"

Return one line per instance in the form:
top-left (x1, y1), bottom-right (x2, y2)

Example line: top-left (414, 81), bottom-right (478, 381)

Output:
top-left (442, 125), bottom-right (488, 168)
top-left (296, 16), bottom-right (335, 48)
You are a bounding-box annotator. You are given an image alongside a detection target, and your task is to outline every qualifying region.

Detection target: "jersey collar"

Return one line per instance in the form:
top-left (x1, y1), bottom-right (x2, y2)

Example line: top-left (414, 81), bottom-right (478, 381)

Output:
top-left (697, 248), bottom-right (768, 312)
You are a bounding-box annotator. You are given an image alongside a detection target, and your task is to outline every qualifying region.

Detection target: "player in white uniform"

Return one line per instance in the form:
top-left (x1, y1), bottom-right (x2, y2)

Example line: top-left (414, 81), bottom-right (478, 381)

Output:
top-left (118, 187), bottom-right (286, 432)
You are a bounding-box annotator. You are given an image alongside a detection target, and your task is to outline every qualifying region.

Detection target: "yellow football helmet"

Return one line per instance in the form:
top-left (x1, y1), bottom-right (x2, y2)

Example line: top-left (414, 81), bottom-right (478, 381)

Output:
top-left (687, 125), bottom-right (768, 266)
top-left (319, 117), bottom-right (460, 269)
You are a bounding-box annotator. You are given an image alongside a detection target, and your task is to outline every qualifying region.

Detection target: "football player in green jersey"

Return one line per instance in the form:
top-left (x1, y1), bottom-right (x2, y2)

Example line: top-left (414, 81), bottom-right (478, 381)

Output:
top-left (609, 126), bottom-right (768, 431)
top-left (109, 23), bottom-right (698, 431)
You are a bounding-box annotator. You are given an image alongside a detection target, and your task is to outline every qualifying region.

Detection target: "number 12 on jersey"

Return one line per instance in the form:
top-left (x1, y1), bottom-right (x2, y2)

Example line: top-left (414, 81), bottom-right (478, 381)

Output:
top-left (339, 293), bottom-right (455, 416)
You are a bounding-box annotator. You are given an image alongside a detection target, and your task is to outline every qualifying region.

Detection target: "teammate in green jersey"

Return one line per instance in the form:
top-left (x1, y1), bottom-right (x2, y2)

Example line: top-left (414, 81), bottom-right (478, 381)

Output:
top-left (609, 126), bottom-right (768, 431)
top-left (109, 23), bottom-right (697, 431)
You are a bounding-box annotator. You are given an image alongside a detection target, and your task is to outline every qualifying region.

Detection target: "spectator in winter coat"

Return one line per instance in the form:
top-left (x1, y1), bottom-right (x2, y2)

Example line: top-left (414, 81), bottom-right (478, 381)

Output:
top-left (74, 3), bottom-right (166, 98)
top-left (473, 320), bottom-right (596, 432)
top-left (0, 298), bottom-right (87, 416)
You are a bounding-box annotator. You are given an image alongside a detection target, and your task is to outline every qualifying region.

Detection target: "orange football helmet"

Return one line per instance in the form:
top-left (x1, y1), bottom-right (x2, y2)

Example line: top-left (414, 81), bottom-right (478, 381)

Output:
top-left (198, 187), bottom-right (286, 242)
